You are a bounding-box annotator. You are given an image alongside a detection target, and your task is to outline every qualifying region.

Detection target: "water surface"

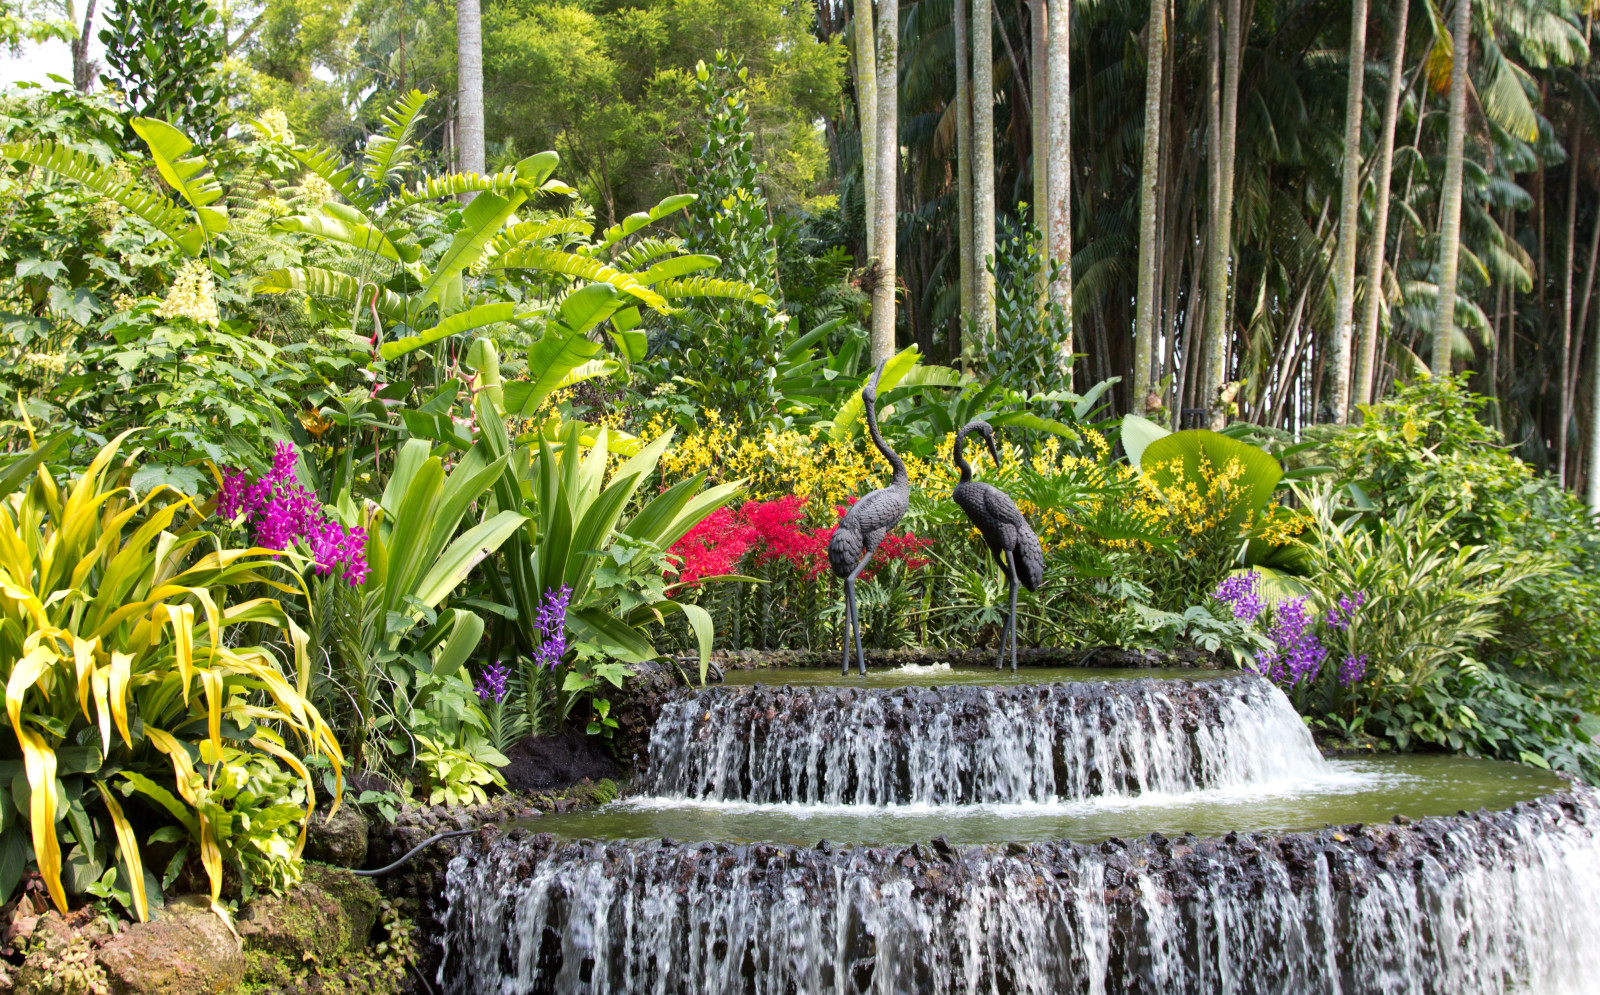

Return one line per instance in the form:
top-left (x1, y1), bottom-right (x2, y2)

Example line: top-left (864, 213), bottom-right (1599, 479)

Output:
top-left (531, 755), bottom-right (1566, 845)
top-left (717, 663), bottom-right (1216, 688)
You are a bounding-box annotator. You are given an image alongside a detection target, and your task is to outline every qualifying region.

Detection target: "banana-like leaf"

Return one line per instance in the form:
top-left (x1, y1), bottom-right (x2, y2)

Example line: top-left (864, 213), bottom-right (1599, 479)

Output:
top-left (657, 276), bottom-right (774, 308)
top-left (596, 193), bottom-right (697, 251)
top-left (1140, 429), bottom-right (1284, 531)
top-left (989, 411), bottom-right (1082, 440)
top-left (0, 141), bottom-right (204, 255)
top-left (503, 324), bottom-right (605, 417)
top-left (557, 283), bottom-right (623, 334)
top-left (130, 119), bottom-right (226, 236)
top-left (421, 191), bottom-right (526, 310)
top-left (391, 171), bottom-right (522, 208)
top-left (494, 245), bottom-right (668, 311)
top-left (381, 302), bottom-right (520, 360)
top-left (1119, 413), bottom-right (1171, 469)
top-left (830, 345), bottom-right (922, 442)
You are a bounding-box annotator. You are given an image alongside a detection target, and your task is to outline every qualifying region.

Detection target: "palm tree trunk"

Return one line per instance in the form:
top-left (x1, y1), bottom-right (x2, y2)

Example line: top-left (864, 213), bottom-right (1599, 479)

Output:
top-left (856, 0), bottom-right (878, 257)
top-left (1591, 325), bottom-right (1600, 510)
top-left (1203, 0), bottom-right (1244, 429)
top-left (871, 0), bottom-right (899, 365)
top-left (974, 0), bottom-right (997, 345)
top-left (1030, 0), bottom-right (1050, 306)
top-left (955, 0), bottom-right (977, 367)
top-left (457, 0), bottom-right (486, 178)
top-left (1133, 0), bottom-right (1166, 410)
top-left (1047, 0), bottom-right (1073, 373)
top-left (1355, 0), bottom-right (1409, 408)
top-left (1559, 119), bottom-right (1584, 485)
top-left (1328, 0), bottom-right (1368, 423)
top-left (1431, 0), bottom-right (1470, 373)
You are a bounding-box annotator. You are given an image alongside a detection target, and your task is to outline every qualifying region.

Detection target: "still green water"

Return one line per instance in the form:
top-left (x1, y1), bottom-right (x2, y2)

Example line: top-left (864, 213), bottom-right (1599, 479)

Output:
top-left (718, 664), bottom-right (1216, 688)
top-left (528, 756), bottom-right (1566, 845)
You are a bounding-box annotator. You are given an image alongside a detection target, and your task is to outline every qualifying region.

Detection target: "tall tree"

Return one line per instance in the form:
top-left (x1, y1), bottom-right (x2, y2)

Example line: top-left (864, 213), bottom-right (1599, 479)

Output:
top-left (457, 0), bottom-right (485, 177)
top-left (70, 0), bottom-right (98, 92)
top-left (973, 0), bottom-right (997, 346)
top-left (1431, 0), bottom-right (1470, 372)
top-left (1133, 0), bottom-right (1164, 409)
top-left (1355, 0), bottom-right (1409, 408)
top-left (1203, 0), bottom-right (1244, 429)
top-left (1328, 0), bottom-right (1368, 423)
top-left (1560, 118), bottom-right (1584, 484)
top-left (1047, 0), bottom-right (1072, 369)
top-left (856, 0), bottom-right (878, 257)
top-left (955, 0), bottom-right (977, 360)
top-left (870, 0), bottom-right (899, 364)
top-left (1030, 0), bottom-right (1050, 305)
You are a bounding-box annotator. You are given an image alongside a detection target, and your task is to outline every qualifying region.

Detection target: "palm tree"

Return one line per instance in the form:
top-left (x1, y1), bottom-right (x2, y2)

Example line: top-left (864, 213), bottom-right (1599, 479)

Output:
top-left (457, 0), bottom-right (485, 179)
top-left (1431, 0), bottom-right (1470, 372)
top-left (871, 0), bottom-right (900, 364)
top-left (1203, 0), bottom-right (1243, 429)
top-left (1328, 0), bottom-right (1368, 423)
top-left (1031, 0), bottom-right (1050, 305)
top-left (1355, 0), bottom-right (1409, 409)
top-left (1133, 0), bottom-right (1164, 410)
top-left (974, 0), bottom-right (997, 346)
top-left (856, 0), bottom-right (879, 256)
top-left (1047, 0), bottom-right (1073, 369)
top-left (955, 0), bottom-right (976, 350)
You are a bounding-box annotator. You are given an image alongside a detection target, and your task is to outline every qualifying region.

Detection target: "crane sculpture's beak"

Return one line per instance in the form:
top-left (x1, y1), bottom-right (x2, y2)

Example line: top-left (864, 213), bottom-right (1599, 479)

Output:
top-left (982, 425), bottom-right (1002, 468)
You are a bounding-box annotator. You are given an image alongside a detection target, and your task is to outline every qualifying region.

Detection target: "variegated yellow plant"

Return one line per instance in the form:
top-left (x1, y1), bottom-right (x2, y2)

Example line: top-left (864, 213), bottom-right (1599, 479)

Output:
top-left (0, 433), bottom-right (342, 920)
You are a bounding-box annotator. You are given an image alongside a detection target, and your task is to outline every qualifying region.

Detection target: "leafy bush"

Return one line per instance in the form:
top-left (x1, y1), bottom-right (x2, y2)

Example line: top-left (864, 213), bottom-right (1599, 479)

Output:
top-left (0, 435), bottom-right (341, 919)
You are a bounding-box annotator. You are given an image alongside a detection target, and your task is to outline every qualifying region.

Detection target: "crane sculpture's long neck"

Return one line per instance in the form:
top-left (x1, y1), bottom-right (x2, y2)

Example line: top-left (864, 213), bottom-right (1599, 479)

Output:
top-left (953, 426), bottom-right (975, 483)
top-left (864, 394), bottom-right (907, 488)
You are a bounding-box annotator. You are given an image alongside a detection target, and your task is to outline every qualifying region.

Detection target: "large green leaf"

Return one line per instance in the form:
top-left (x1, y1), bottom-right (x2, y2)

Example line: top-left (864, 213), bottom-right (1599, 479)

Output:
top-left (595, 193), bottom-right (697, 251)
top-left (1119, 413), bottom-right (1171, 469)
top-left (381, 302), bottom-right (521, 360)
top-left (129, 119), bottom-right (226, 236)
top-left (1140, 429), bottom-right (1284, 530)
top-left (568, 606), bottom-right (657, 663)
top-left (253, 267), bottom-right (408, 323)
top-left (657, 276), bottom-right (773, 308)
top-left (637, 254), bottom-right (720, 285)
top-left (275, 214), bottom-right (409, 263)
top-left (420, 191), bottom-right (527, 310)
top-left (494, 246), bottom-right (668, 311)
top-left (659, 601), bottom-right (715, 682)
top-left (501, 323), bottom-right (606, 417)
top-left (830, 345), bottom-right (921, 441)
top-left (412, 511), bottom-right (528, 609)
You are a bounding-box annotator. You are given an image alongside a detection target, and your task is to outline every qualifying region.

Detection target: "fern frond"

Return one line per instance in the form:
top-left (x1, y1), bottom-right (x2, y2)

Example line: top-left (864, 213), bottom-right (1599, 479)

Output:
top-left (495, 245), bottom-right (669, 311)
top-left (391, 171), bottom-right (524, 208)
top-left (289, 145), bottom-right (374, 211)
top-left (484, 217), bottom-right (595, 262)
top-left (658, 276), bottom-right (775, 308)
top-left (254, 266), bottom-right (409, 322)
top-left (0, 141), bottom-right (204, 255)
top-left (364, 89), bottom-right (431, 192)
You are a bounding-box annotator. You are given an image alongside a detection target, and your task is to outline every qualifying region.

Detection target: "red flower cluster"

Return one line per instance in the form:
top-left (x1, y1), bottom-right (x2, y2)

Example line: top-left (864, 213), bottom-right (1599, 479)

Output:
top-left (667, 496), bottom-right (931, 586)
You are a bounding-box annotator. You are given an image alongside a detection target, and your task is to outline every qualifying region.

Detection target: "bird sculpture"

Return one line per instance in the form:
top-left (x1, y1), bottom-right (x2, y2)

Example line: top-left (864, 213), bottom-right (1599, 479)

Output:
top-left (828, 360), bottom-right (911, 675)
top-left (950, 420), bottom-right (1045, 672)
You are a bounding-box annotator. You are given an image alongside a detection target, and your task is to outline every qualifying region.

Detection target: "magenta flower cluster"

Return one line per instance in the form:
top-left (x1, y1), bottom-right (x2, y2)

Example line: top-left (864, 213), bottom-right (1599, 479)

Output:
top-left (1212, 572), bottom-right (1265, 622)
top-left (217, 442), bottom-right (370, 586)
top-left (476, 658), bottom-right (511, 704)
top-left (1260, 596), bottom-right (1327, 686)
top-left (533, 585), bottom-right (572, 670)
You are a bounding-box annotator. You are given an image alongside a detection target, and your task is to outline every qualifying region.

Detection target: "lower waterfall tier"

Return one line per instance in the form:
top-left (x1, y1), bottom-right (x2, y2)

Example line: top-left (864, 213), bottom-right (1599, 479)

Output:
top-left (437, 786), bottom-right (1600, 995)
top-left (639, 674), bottom-right (1325, 805)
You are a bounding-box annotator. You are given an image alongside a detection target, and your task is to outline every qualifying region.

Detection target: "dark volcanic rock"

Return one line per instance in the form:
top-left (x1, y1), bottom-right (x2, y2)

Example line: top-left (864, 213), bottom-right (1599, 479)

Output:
top-left (498, 727), bottom-right (620, 793)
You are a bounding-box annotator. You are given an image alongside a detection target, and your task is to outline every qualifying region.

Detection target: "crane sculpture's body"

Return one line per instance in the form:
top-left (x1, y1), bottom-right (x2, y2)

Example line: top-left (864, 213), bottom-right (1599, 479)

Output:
top-left (951, 421), bottom-right (1045, 671)
top-left (828, 361), bottom-right (911, 675)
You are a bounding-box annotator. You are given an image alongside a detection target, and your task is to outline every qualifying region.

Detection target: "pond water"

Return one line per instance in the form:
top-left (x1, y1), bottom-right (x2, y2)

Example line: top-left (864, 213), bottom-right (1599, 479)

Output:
top-left (717, 663), bottom-right (1215, 688)
top-left (525, 755), bottom-right (1568, 845)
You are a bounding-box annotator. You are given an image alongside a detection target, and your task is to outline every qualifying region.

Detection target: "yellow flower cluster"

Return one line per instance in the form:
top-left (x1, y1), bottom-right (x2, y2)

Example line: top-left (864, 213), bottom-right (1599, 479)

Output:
top-left (155, 259), bottom-right (219, 327)
top-left (1134, 453), bottom-right (1306, 546)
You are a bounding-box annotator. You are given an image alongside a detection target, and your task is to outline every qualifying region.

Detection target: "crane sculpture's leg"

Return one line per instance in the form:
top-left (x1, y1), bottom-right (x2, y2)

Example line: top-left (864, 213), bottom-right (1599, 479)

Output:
top-left (845, 547), bottom-right (880, 675)
top-left (1006, 551), bottom-right (1020, 673)
top-left (840, 575), bottom-right (854, 676)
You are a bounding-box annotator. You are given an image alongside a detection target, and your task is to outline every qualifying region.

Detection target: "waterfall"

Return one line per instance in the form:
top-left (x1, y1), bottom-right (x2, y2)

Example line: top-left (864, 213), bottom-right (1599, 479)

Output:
top-left (437, 790), bottom-right (1600, 995)
top-left (638, 675), bottom-right (1322, 805)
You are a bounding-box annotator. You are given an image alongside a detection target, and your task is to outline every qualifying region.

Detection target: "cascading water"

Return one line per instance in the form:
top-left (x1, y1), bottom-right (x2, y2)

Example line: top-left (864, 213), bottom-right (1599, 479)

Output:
top-left (432, 672), bottom-right (1600, 994)
top-left (639, 674), bottom-right (1322, 804)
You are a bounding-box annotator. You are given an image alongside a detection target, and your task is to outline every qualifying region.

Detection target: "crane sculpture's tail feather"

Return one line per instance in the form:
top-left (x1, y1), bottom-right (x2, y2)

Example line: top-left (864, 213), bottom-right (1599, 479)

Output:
top-left (828, 526), bottom-right (864, 579)
top-left (1016, 523), bottom-right (1046, 591)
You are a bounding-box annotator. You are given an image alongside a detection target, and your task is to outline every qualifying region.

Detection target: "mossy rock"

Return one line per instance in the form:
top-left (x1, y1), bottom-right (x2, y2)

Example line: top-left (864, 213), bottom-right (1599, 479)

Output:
top-left (236, 866), bottom-right (380, 983)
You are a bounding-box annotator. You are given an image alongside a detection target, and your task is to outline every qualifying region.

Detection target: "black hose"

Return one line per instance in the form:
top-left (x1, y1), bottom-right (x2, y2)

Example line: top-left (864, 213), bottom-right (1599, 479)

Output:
top-left (352, 828), bottom-right (481, 877)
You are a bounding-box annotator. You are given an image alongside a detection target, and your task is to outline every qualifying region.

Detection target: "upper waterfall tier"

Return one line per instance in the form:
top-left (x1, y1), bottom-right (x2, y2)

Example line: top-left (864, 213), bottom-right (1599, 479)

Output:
top-left (638, 673), bottom-right (1323, 806)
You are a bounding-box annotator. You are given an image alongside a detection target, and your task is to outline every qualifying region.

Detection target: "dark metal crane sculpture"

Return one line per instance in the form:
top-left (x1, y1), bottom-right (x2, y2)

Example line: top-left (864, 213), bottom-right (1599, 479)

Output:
top-left (828, 360), bottom-right (911, 675)
top-left (951, 420), bottom-right (1045, 672)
